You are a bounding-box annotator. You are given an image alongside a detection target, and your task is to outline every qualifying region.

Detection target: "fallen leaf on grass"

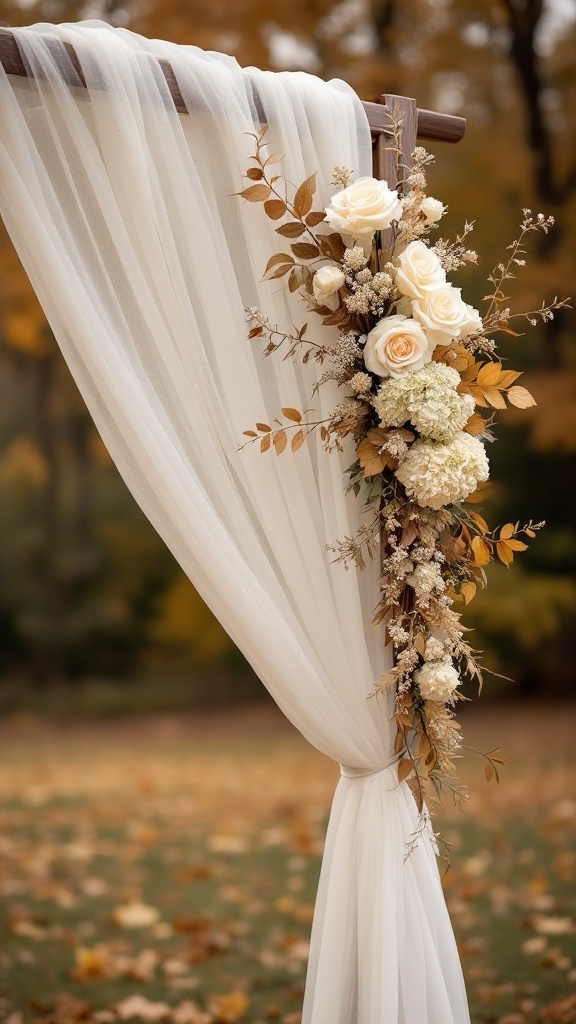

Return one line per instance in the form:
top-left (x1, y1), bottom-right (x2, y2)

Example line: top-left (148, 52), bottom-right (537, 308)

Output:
top-left (172, 1002), bottom-right (213, 1024)
top-left (208, 990), bottom-right (249, 1023)
top-left (113, 901), bottom-right (160, 929)
top-left (115, 995), bottom-right (171, 1021)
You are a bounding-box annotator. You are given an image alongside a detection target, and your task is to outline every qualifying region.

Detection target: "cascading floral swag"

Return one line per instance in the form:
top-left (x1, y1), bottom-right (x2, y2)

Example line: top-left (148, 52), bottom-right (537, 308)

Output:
top-left (239, 126), bottom-right (570, 814)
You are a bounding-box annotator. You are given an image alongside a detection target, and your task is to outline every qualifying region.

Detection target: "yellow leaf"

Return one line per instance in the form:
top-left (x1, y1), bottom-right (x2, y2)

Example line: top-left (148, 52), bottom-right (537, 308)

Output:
top-left (477, 361), bottom-right (502, 386)
top-left (468, 510), bottom-right (489, 533)
top-left (397, 759), bottom-right (413, 783)
top-left (483, 386), bottom-right (507, 409)
top-left (256, 422), bottom-right (271, 433)
top-left (507, 385), bottom-right (537, 409)
top-left (209, 990), bottom-right (250, 1023)
top-left (260, 434), bottom-right (271, 453)
top-left (291, 429), bottom-right (305, 452)
top-left (464, 411), bottom-right (485, 435)
top-left (273, 430), bottom-right (287, 455)
top-left (506, 538), bottom-right (528, 551)
top-left (461, 581), bottom-right (477, 605)
top-left (282, 407), bottom-right (303, 423)
top-left (471, 536), bottom-right (492, 565)
top-left (499, 522), bottom-right (515, 540)
top-left (496, 540), bottom-right (514, 566)
top-left (497, 369), bottom-right (522, 388)
top-left (484, 763), bottom-right (494, 782)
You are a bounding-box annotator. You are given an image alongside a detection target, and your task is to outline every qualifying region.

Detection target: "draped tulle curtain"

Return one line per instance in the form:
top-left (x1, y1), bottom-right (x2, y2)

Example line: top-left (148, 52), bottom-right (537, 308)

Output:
top-left (0, 23), bottom-right (470, 1023)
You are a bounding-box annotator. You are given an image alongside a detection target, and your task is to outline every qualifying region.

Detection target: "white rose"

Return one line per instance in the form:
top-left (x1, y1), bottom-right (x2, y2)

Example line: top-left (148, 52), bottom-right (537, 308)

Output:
top-left (364, 315), bottom-right (432, 379)
top-left (312, 264), bottom-right (345, 310)
top-left (325, 176), bottom-right (403, 238)
top-left (395, 240), bottom-right (446, 300)
top-left (419, 196), bottom-right (445, 226)
top-left (460, 304), bottom-right (484, 338)
top-left (412, 284), bottom-right (475, 347)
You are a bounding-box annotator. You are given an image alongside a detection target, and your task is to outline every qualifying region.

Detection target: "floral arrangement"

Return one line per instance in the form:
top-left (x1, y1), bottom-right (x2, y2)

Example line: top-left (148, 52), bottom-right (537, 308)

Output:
top-left (238, 126), bottom-right (570, 812)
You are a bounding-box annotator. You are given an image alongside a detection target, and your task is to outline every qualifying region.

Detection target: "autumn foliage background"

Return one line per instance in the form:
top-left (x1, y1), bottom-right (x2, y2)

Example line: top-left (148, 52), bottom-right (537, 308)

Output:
top-left (0, 0), bottom-right (575, 707)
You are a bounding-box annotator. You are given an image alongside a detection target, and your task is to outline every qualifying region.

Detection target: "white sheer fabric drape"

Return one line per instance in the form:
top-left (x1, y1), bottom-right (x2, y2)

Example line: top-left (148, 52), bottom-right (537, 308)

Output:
top-left (0, 23), bottom-right (470, 1023)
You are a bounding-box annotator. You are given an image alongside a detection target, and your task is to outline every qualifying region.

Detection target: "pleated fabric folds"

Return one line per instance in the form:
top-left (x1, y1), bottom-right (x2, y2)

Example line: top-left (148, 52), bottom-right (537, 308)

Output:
top-left (0, 22), bottom-right (470, 1022)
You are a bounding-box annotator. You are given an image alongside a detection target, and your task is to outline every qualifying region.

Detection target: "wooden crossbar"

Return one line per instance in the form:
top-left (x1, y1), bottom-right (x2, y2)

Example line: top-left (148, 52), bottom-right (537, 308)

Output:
top-left (0, 27), bottom-right (465, 145)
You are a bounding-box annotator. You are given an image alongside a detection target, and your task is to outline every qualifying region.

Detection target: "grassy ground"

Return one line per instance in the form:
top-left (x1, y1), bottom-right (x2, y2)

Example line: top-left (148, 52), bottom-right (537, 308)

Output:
top-left (0, 702), bottom-right (574, 1024)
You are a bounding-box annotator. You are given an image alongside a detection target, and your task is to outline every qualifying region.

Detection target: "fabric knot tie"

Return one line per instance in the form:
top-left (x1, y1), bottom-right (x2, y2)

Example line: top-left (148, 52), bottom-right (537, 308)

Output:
top-left (339, 748), bottom-right (407, 780)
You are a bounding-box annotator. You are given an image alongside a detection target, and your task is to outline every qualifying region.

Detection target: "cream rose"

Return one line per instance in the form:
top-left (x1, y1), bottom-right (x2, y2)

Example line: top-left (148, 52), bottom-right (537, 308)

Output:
top-left (325, 177), bottom-right (403, 237)
top-left (419, 196), bottom-right (445, 226)
top-left (395, 240), bottom-right (446, 300)
top-left (412, 284), bottom-right (475, 347)
top-left (312, 264), bottom-right (345, 310)
top-left (364, 314), bottom-right (431, 379)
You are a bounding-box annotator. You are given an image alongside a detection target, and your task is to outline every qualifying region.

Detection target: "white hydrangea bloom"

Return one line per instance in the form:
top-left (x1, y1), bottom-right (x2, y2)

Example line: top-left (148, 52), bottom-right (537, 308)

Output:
top-left (372, 362), bottom-right (475, 443)
top-left (424, 637), bottom-right (446, 661)
top-left (407, 561), bottom-right (445, 601)
top-left (395, 432), bottom-right (489, 509)
top-left (414, 657), bottom-right (460, 702)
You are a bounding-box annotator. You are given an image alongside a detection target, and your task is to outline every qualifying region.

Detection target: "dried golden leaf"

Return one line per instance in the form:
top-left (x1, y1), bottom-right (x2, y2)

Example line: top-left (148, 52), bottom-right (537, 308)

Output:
top-left (499, 522), bottom-right (515, 540)
top-left (276, 222), bottom-right (306, 238)
top-left (306, 211), bottom-right (326, 226)
top-left (318, 233), bottom-right (346, 262)
top-left (507, 385), bottom-right (537, 409)
top-left (264, 199), bottom-right (287, 220)
top-left (483, 386), bottom-right (507, 409)
top-left (497, 369), bottom-right (522, 388)
top-left (293, 172), bottom-right (316, 218)
top-left (466, 483), bottom-right (491, 503)
top-left (525, 528), bottom-right (536, 538)
top-left (263, 152), bottom-right (284, 167)
top-left (460, 360), bottom-right (483, 383)
top-left (288, 267), bottom-right (303, 293)
top-left (471, 536), bottom-right (492, 565)
top-left (466, 384), bottom-right (490, 409)
top-left (414, 633), bottom-right (426, 656)
top-left (239, 183), bottom-right (271, 202)
top-left (291, 241), bottom-right (320, 260)
top-left (484, 763), bottom-right (494, 782)
top-left (477, 361), bottom-right (502, 386)
top-left (267, 263), bottom-right (293, 280)
top-left (243, 430), bottom-right (257, 438)
top-left (291, 429), bottom-right (305, 452)
top-left (496, 540), bottom-right (514, 566)
top-left (260, 434), bottom-right (271, 453)
top-left (320, 426), bottom-right (329, 441)
top-left (507, 538), bottom-right (528, 551)
top-left (464, 411), bottom-right (486, 435)
top-left (461, 581), bottom-right (477, 605)
top-left (282, 407), bottom-right (303, 423)
top-left (264, 252), bottom-right (294, 273)
top-left (248, 326), bottom-right (263, 339)
top-left (357, 439), bottom-right (386, 477)
top-left (273, 430), bottom-right (287, 455)
top-left (397, 759), bottom-right (413, 783)
top-left (246, 167), bottom-right (263, 180)
top-left (468, 510), bottom-right (489, 533)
